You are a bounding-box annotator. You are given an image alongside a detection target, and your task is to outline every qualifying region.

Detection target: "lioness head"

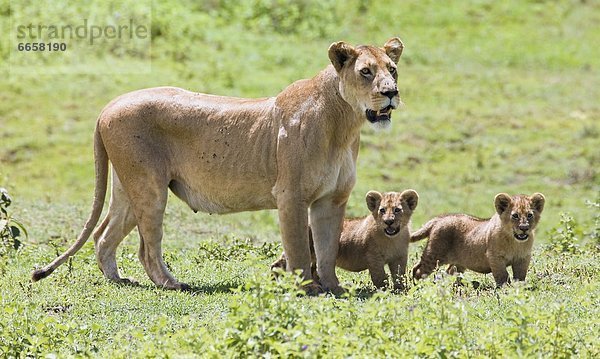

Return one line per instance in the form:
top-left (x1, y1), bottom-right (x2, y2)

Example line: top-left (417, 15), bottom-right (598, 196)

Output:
top-left (328, 37), bottom-right (404, 130)
top-left (366, 189), bottom-right (419, 237)
top-left (495, 193), bottom-right (545, 241)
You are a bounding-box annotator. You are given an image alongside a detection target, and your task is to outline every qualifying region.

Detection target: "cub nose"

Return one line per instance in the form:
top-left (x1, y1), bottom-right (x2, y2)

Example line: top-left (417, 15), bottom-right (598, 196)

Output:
top-left (384, 219), bottom-right (394, 226)
top-left (381, 90), bottom-right (398, 99)
top-left (518, 224), bottom-right (530, 232)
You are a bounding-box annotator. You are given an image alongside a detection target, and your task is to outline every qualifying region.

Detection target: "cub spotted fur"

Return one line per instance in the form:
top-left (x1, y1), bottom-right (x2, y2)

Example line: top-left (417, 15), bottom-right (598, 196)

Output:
top-left (272, 189), bottom-right (419, 290)
top-left (411, 193), bottom-right (545, 287)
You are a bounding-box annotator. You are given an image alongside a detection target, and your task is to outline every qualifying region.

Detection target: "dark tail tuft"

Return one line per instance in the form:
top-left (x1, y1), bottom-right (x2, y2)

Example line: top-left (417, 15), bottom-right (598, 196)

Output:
top-left (31, 268), bottom-right (53, 282)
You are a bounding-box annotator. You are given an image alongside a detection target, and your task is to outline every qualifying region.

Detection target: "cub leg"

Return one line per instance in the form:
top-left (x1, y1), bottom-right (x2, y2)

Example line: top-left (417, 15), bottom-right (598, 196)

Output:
top-left (93, 172), bottom-right (137, 283)
top-left (446, 264), bottom-right (466, 275)
top-left (389, 254), bottom-right (408, 291)
top-left (368, 260), bottom-right (388, 289)
top-left (488, 255), bottom-right (510, 287)
top-left (309, 196), bottom-right (344, 294)
top-left (412, 232), bottom-right (449, 280)
top-left (412, 248), bottom-right (443, 280)
top-left (512, 255), bottom-right (531, 282)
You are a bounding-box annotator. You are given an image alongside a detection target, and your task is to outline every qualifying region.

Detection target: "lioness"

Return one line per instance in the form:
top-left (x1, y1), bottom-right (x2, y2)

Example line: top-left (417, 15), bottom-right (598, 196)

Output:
top-left (411, 193), bottom-right (545, 287)
top-left (31, 38), bottom-right (405, 293)
top-left (272, 189), bottom-right (419, 290)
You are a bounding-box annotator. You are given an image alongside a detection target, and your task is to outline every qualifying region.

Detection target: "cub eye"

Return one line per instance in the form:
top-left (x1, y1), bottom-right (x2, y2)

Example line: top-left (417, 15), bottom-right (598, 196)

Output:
top-left (379, 208), bottom-right (386, 214)
top-left (389, 67), bottom-right (396, 75)
top-left (527, 213), bottom-right (534, 220)
top-left (393, 207), bottom-right (401, 213)
top-left (360, 68), bottom-right (372, 76)
top-left (511, 213), bottom-right (519, 220)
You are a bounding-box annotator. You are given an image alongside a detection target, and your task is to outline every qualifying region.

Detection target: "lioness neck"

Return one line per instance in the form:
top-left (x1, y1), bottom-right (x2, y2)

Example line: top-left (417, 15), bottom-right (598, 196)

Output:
top-left (275, 65), bottom-right (363, 148)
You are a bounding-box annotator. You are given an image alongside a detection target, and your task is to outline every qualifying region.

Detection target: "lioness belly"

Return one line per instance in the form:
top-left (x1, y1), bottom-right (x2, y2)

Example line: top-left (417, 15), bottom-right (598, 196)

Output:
top-left (169, 178), bottom-right (276, 214)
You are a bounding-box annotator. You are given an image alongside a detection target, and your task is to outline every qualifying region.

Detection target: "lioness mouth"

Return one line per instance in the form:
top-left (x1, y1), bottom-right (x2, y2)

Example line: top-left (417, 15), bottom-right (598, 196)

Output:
top-left (366, 105), bottom-right (394, 123)
top-left (384, 227), bottom-right (400, 237)
top-left (514, 233), bottom-right (529, 241)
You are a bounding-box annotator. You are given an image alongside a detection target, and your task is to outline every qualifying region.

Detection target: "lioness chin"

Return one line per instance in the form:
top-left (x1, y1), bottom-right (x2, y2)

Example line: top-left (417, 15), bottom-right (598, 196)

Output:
top-left (31, 37), bottom-right (405, 293)
top-left (272, 189), bottom-right (419, 291)
top-left (411, 193), bottom-right (545, 287)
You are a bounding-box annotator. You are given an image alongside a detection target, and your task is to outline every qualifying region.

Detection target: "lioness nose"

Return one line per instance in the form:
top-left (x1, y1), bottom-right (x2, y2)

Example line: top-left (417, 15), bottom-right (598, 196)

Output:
top-left (384, 219), bottom-right (394, 226)
top-left (381, 90), bottom-right (398, 99)
top-left (518, 224), bottom-right (529, 231)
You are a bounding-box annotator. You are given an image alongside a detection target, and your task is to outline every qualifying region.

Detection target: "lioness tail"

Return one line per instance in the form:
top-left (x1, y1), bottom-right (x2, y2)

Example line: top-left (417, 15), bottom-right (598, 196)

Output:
top-left (31, 127), bottom-right (109, 282)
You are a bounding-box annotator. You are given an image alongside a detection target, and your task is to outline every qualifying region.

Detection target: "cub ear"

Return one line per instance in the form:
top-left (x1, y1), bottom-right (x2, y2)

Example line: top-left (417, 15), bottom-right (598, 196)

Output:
top-left (400, 189), bottom-right (419, 211)
top-left (383, 37), bottom-right (404, 64)
top-left (494, 193), bottom-right (512, 215)
top-left (530, 193), bottom-right (546, 213)
top-left (328, 41), bottom-right (358, 72)
top-left (365, 191), bottom-right (383, 212)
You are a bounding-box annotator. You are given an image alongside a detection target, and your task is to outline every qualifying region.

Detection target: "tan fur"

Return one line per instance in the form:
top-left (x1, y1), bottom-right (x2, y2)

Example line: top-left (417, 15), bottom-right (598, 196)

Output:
top-left (411, 193), bottom-right (546, 287)
top-left (272, 189), bottom-right (418, 290)
top-left (31, 38), bottom-right (405, 293)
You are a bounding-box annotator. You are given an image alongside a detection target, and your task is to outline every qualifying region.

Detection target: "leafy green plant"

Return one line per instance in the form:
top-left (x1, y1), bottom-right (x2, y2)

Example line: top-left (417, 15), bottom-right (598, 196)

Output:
top-left (547, 212), bottom-right (581, 254)
top-left (0, 188), bottom-right (27, 255)
top-left (585, 198), bottom-right (600, 250)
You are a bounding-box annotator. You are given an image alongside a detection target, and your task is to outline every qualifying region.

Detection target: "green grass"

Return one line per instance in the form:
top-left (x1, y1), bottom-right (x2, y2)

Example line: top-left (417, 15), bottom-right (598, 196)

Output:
top-left (1, 0), bottom-right (599, 357)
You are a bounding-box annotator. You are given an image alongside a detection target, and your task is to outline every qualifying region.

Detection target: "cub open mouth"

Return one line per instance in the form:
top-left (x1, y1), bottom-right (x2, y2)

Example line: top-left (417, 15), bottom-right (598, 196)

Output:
top-left (384, 227), bottom-right (400, 236)
top-left (366, 105), bottom-right (394, 123)
top-left (514, 233), bottom-right (529, 241)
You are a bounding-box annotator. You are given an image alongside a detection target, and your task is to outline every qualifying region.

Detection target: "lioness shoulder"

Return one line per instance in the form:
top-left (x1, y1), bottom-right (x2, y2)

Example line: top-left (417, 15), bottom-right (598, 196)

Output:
top-left (411, 192), bottom-right (545, 287)
top-left (272, 189), bottom-right (419, 290)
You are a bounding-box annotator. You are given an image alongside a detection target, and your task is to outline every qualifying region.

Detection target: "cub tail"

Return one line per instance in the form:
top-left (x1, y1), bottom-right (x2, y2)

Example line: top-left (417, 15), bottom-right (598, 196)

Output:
top-left (410, 219), bottom-right (436, 242)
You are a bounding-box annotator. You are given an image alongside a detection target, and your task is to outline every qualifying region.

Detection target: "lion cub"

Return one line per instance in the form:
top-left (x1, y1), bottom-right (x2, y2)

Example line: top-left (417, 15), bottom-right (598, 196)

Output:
top-left (272, 189), bottom-right (419, 290)
top-left (411, 193), bottom-right (545, 287)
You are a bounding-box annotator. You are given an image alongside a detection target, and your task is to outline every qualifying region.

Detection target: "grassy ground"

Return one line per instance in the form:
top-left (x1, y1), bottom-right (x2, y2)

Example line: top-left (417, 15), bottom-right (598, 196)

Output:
top-left (1, 0), bottom-right (599, 357)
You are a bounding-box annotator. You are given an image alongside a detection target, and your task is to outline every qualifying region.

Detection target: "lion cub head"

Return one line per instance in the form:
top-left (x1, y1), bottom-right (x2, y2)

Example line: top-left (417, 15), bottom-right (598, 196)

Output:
top-left (366, 189), bottom-right (419, 237)
top-left (494, 193), bottom-right (545, 241)
top-left (328, 37), bottom-right (404, 130)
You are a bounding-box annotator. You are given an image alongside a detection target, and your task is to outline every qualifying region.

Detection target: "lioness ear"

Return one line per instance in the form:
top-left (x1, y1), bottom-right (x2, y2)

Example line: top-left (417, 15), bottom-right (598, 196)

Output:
top-left (401, 189), bottom-right (419, 211)
top-left (530, 193), bottom-right (545, 213)
top-left (383, 37), bottom-right (404, 64)
top-left (365, 191), bottom-right (382, 212)
top-left (328, 41), bottom-right (358, 72)
top-left (494, 193), bottom-right (512, 215)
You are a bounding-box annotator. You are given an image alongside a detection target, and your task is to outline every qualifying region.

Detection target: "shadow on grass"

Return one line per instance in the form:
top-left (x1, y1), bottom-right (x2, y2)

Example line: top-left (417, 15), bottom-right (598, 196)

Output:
top-left (105, 277), bottom-right (245, 295)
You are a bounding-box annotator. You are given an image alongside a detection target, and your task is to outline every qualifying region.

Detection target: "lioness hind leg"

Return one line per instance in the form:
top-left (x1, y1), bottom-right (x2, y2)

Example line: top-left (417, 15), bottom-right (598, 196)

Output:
top-left (112, 161), bottom-right (188, 290)
top-left (94, 171), bottom-right (137, 283)
top-left (134, 188), bottom-right (189, 290)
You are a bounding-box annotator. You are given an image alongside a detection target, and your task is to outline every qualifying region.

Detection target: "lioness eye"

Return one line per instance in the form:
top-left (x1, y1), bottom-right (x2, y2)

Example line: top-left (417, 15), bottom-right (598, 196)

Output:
top-left (527, 213), bottom-right (534, 219)
top-left (511, 213), bottom-right (519, 220)
top-left (379, 208), bottom-right (386, 214)
top-left (360, 68), bottom-right (372, 76)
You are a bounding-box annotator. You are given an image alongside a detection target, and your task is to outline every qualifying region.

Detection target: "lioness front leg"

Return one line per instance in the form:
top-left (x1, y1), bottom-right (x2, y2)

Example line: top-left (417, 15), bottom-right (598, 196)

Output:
top-left (276, 195), bottom-right (314, 285)
top-left (309, 197), bottom-right (344, 294)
